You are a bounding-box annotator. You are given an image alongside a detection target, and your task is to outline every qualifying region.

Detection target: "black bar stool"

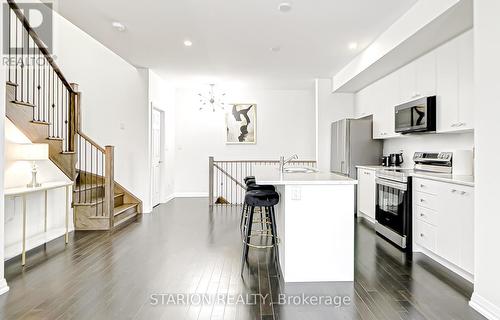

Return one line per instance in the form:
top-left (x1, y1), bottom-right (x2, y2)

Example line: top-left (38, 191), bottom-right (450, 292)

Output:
top-left (239, 176), bottom-right (275, 233)
top-left (241, 189), bottom-right (280, 276)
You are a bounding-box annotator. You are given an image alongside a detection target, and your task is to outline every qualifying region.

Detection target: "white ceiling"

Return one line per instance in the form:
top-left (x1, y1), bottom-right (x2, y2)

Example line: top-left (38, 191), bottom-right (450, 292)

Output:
top-left (56, 0), bottom-right (418, 89)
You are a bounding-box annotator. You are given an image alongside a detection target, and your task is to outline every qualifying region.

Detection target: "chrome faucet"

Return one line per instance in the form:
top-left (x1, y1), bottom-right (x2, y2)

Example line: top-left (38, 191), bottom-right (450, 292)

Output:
top-left (280, 154), bottom-right (298, 173)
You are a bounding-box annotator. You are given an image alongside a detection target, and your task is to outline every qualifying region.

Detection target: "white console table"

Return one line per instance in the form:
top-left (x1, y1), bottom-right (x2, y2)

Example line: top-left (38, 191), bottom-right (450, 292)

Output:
top-left (4, 181), bottom-right (73, 265)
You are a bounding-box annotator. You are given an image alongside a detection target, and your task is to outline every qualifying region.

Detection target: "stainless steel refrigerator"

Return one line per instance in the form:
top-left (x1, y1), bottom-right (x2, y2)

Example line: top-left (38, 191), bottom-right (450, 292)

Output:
top-left (330, 117), bottom-right (383, 179)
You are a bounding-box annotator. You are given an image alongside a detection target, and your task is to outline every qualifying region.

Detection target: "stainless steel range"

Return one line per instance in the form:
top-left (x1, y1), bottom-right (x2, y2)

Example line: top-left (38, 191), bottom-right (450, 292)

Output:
top-left (375, 168), bottom-right (412, 251)
top-left (413, 152), bottom-right (453, 173)
top-left (374, 151), bottom-right (454, 251)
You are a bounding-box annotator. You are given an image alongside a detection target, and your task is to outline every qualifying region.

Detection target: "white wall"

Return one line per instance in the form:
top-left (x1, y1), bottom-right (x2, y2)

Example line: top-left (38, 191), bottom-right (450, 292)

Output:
top-left (383, 132), bottom-right (474, 168)
top-left (147, 70), bottom-right (176, 204)
top-left (174, 87), bottom-right (315, 194)
top-left (470, 0), bottom-right (500, 319)
top-left (3, 119), bottom-right (73, 253)
top-left (50, 10), bottom-right (150, 211)
top-left (315, 79), bottom-right (354, 171)
top-left (0, 0), bottom-right (9, 294)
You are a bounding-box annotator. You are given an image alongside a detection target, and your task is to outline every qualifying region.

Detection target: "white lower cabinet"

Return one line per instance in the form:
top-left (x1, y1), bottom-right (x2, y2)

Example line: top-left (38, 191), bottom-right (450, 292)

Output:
top-left (357, 168), bottom-right (377, 222)
top-left (413, 178), bottom-right (474, 276)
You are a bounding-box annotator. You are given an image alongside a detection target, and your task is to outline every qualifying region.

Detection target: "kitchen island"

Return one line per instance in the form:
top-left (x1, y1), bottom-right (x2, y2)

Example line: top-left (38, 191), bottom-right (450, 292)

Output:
top-left (253, 166), bottom-right (357, 283)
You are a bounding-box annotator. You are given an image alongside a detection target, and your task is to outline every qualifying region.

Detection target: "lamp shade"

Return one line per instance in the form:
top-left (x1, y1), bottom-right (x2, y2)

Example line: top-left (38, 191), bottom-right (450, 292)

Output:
top-left (13, 143), bottom-right (49, 161)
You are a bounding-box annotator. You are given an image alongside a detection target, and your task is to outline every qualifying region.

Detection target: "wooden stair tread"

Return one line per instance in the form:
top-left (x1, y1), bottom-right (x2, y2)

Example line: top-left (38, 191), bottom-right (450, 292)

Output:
top-left (114, 203), bottom-right (138, 216)
top-left (61, 151), bottom-right (76, 154)
top-left (11, 100), bottom-right (35, 107)
top-left (6, 81), bottom-right (18, 87)
top-left (47, 137), bottom-right (64, 141)
top-left (31, 120), bottom-right (50, 125)
top-left (113, 210), bottom-right (138, 227)
top-left (73, 193), bottom-right (124, 206)
top-left (74, 183), bottom-right (104, 192)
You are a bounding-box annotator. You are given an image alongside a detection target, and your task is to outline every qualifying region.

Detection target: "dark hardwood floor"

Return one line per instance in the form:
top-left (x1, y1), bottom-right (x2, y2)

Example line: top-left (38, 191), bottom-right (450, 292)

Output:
top-left (0, 198), bottom-right (485, 320)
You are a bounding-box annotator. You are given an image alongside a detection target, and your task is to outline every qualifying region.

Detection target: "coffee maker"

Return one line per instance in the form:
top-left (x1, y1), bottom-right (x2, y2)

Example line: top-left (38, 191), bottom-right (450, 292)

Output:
top-left (389, 153), bottom-right (404, 167)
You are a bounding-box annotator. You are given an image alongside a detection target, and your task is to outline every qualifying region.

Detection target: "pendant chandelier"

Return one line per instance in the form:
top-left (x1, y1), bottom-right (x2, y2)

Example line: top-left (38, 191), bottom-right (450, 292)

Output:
top-left (198, 84), bottom-right (226, 112)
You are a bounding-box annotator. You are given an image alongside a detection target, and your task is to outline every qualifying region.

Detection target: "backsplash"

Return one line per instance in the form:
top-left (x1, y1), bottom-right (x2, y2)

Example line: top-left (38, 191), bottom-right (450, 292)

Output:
top-left (383, 132), bottom-right (474, 169)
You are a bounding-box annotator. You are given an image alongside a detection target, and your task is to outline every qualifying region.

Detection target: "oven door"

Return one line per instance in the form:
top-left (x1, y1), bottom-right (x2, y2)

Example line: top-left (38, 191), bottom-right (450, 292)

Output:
top-left (375, 178), bottom-right (408, 236)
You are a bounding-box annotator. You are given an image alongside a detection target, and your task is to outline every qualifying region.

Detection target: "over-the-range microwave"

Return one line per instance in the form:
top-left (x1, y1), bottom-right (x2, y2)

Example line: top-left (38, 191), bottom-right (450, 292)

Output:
top-left (394, 96), bottom-right (436, 134)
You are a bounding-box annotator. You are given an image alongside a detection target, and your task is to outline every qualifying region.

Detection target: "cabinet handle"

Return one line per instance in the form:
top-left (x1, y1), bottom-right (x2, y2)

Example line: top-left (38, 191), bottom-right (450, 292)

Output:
top-left (420, 199), bottom-right (425, 202)
top-left (420, 233), bottom-right (424, 237)
top-left (451, 189), bottom-right (457, 193)
top-left (460, 191), bottom-right (466, 195)
top-left (420, 213), bottom-right (425, 217)
top-left (420, 184), bottom-right (425, 188)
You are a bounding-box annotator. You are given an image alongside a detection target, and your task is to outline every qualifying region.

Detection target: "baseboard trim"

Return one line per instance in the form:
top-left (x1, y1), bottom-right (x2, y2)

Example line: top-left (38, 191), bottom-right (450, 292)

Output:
top-left (0, 278), bottom-right (9, 295)
top-left (357, 211), bottom-right (376, 224)
top-left (163, 194), bottom-right (175, 203)
top-left (470, 293), bottom-right (500, 320)
top-left (172, 192), bottom-right (208, 198)
top-left (413, 245), bottom-right (474, 283)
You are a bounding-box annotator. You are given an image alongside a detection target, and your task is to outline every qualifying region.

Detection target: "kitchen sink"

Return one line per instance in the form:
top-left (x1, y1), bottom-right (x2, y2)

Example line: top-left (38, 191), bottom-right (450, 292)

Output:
top-left (283, 167), bottom-right (319, 173)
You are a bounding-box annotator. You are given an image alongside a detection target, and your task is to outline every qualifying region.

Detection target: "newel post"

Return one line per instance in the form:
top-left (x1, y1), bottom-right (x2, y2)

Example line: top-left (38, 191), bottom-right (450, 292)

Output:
top-left (105, 146), bottom-right (115, 227)
top-left (209, 156), bottom-right (214, 206)
top-left (69, 83), bottom-right (80, 152)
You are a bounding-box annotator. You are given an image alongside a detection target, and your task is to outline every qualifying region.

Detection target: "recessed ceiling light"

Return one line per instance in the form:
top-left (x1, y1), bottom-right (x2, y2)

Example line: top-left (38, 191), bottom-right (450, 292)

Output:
top-left (278, 2), bottom-right (292, 13)
top-left (348, 42), bottom-right (358, 50)
top-left (184, 40), bottom-right (193, 47)
top-left (111, 21), bottom-right (126, 32)
top-left (270, 46), bottom-right (281, 52)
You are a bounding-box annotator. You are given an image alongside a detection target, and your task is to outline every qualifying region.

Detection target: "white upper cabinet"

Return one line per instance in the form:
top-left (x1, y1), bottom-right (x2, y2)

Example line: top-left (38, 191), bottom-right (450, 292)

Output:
top-left (457, 30), bottom-right (474, 131)
top-left (415, 51), bottom-right (437, 98)
top-left (436, 30), bottom-right (474, 132)
top-left (398, 63), bottom-right (417, 103)
top-left (354, 30), bottom-right (473, 139)
top-left (397, 51), bottom-right (436, 104)
top-left (354, 84), bottom-right (375, 119)
top-left (373, 73), bottom-right (400, 139)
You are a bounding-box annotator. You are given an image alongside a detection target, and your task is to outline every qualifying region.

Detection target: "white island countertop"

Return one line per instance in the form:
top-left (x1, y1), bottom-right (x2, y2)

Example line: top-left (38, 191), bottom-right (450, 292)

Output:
top-left (253, 166), bottom-right (357, 185)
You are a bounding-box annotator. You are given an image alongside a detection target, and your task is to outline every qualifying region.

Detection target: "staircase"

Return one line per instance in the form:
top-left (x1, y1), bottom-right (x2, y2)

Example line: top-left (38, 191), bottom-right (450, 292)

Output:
top-left (4, 0), bottom-right (141, 230)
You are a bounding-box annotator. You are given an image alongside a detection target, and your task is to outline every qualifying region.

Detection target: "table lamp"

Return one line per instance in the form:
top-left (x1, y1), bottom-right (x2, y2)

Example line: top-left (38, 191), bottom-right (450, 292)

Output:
top-left (13, 143), bottom-right (49, 188)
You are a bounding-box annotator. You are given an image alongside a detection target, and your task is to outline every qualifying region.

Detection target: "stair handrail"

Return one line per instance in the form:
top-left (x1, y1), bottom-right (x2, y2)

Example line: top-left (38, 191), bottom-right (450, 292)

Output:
top-left (77, 131), bottom-right (106, 153)
top-left (7, 0), bottom-right (75, 94)
top-left (7, 0), bottom-right (138, 224)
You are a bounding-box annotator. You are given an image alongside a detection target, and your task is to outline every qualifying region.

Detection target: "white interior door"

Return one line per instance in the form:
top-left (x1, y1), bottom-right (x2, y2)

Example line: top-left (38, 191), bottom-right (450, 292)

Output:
top-left (152, 108), bottom-right (163, 207)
